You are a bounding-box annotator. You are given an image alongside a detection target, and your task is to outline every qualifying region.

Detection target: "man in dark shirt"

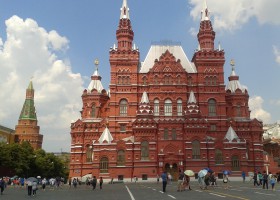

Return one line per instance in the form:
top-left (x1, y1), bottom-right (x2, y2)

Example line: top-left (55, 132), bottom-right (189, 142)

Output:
top-left (161, 171), bottom-right (168, 192)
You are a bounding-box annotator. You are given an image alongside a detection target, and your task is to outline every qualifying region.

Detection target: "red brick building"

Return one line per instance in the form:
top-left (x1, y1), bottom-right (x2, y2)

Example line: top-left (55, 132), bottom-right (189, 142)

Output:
top-left (69, 0), bottom-right (264, 181)
top-left (15, 81), bottom-right (43, 150)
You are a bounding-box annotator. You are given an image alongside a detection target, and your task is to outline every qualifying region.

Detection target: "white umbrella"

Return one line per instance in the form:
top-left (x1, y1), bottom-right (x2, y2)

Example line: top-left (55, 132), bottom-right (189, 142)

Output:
top-left (198, 169), bottom-right (208, 177)
top-left (184, 170), bottom-right (195, 176)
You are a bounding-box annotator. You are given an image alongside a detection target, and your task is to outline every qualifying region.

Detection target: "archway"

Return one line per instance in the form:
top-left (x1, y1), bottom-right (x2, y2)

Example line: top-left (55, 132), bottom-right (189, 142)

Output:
top-left (164, 163), bottom-right (178, 181)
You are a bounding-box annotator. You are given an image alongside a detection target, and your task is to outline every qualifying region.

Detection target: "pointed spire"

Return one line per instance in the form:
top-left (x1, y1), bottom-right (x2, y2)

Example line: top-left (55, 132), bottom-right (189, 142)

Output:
top-left (218, 42), bottom-right (221, 51)
top-left (201, 0), bottom-right (210, 21)
top-left (120, 0), bottom-right (130, 19)
top-left (226, 59), bottom-right (247, 93)
top-left (230, 59), bottom-right (236, 76)
top-left (87, 59), bottom-right (104, 93)
top-left (116, 0), bottom-right (134, 51)
top-left (197, 0), bottom-right (215, 50)
top-left (136, 91), bottom-right (153, 117)
top-left (188, 91), bottom-right (197, 104)
top-left (19, 81), bottom-right (37, 120)
top-left (98, 127), bottom-right (113, 144)
top-left (140, 91), bottom-right (149, 104)
top-left (93, 58), bottom-right (100, 76)
top-left (224, 126), bottom-right (239, 142)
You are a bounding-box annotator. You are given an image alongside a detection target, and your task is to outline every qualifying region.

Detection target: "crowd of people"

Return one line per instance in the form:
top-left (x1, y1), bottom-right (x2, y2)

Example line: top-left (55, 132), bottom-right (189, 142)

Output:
top-left (69, 176), bottom-right (103, 190)
top-left (251, 171), bottom-right (280, 190)
top-left (160, 169), bottom-right (280, 193)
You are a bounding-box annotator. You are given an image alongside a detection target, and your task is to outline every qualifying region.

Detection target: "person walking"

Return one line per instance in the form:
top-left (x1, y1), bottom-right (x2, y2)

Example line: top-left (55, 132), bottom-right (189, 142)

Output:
top-left (42, 178), bottom-right (47, 191)
top-left (262, 171), bottom-right (268, 189)
top-left (0, 178), bottom-right (5, 195)
top-left (73, 178), bottom-right (77, 188)
top-left (91, 176), bottom-right (97, 190)
top-left (223, 174), bottom-right (229, 189)
top-left (270, 175), bottom-right (276, 191)
top-left (32, 181), bottom-right (37, 196)
top-left (177, 170), bottom-right (184, 192)
top-left (253, 173), bottom-right (259, 186)
top-left (99, 177), bottom-right (103, 189)
top-left (258, 172), bottom-right (263, 186)
top-left (241, 171), bottom-right (246, 183)
top-left (27, 180), bottom-right (32, 196)
top-left (161, 171), bottom-right (168, 192)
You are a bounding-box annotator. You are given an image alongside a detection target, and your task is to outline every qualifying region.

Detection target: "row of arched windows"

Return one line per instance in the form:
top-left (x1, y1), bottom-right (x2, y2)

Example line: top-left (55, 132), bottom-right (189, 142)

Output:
top-left (118, 98), bottom-right (217, 117)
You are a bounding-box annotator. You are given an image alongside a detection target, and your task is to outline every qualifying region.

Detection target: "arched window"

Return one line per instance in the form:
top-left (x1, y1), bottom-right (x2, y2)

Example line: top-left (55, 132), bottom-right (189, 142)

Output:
top-left (141, 141), bottom-right (149, 160)
top-left (177, 76), bottom-right (181, 84)
top-left (91, 104), bottom-right (96, 118)
top-left (208, 99), bottom-right (217, 116)
top-left (117, 150), bottom-right (125, 166)
top-left (154, 99), bottom-right (159, 116)
top-left (192, 140), bottom-right (200, 159)
top-left (100, 157), bottom-right (109, 173)
top-left (236, 103), bottom-right (241, 117)
top-left (164, 99), bottom-right (172, 116)
top-left (215, 149), bottom-right (223, 164)
top-left (171, 128), bottom-right (176, 140)
top-left (143, 77), bottom-right (147, 85)
top-left (120, 99), bottom-right (128, 116)
top-left (231, 155), bottom-right (240, 171)
top-left (154, 75), bottom-right (158, 84)
top-left (164, 76), bottom-right (169, 84)
top-left (177, 99), bottom-right (182, 116)
top-left (86, 146), bottom-right (93, 162)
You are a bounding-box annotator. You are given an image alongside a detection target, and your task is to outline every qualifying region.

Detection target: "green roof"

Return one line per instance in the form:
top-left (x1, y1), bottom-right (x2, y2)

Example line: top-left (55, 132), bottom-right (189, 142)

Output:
top-left (19, 99), bottom-right (37, 120)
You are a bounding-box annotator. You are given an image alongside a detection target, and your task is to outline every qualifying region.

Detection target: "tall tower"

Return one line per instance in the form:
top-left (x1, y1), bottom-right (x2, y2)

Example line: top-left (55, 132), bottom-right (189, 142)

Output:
top-left (109, 0), bottom-right (140, 137)
top-left (15, 80), bottom-right (43, 150)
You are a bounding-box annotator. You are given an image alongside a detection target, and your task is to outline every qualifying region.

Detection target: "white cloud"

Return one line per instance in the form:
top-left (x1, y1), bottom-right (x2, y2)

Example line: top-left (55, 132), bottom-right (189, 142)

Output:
top-left (273, 45), bottom-right (280, 65)
top-left (188, 0), bottom-right (280, 32)
top-left (0, 15), bottom-right (84, 152)
top-left (249, 96), bottom-right (271, 124)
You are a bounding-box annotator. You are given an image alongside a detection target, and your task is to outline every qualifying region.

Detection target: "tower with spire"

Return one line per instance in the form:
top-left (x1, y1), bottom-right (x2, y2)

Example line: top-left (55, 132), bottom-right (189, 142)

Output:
top-left (69, 0), bottom-right (264, 181)
top-left (15, 80), bottom-right (43, 150)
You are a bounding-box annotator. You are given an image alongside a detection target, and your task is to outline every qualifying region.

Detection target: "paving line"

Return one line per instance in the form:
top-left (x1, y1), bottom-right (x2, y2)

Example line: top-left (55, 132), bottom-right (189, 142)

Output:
top-left (209, 193), bottom-right (226, 198)
top-left (195, 190), bottom-right (203, 192)
top-left (168, 194), bottom-right (176, 199)
top-left (125, 185), bottom-right (136, 200)
top-left (152, 189), bottom-right (156, 191)
top-left (205, 191), bottom-right (249, 200)
top-left (230, 189), bottom-right (243, 191)
top-left (159, 191), bottom-right (164, 193)
top-left (255, 192), bottom-right (276, 196)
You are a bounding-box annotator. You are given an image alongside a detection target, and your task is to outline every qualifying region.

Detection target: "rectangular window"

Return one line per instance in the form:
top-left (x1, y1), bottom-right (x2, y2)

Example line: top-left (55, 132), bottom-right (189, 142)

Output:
top-left (210, 125), bottom-right (216, 131)
top-left (120, 125), bottom-right (126, 132)
top-left (154, 104), bottom-right (159, 116)
top-left (164, 128), bottom-right (168, 140)
top-left (171, 128), bottom-right (176, 140)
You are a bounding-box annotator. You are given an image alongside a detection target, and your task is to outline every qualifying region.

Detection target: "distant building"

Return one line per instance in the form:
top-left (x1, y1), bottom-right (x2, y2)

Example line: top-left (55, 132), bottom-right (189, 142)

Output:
top-left (0, 124), bottom-right (15, 144)
top-left (263, 123), bottom-right (280, 173)
top-left (15, 80), bottom-right (43, 150)
top-left (70, 0), bottom-right (264, 181)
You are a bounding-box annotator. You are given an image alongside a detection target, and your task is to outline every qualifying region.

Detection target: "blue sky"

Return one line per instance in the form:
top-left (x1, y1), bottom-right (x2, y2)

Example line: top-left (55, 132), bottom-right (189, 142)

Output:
top-left (0, 0), bottom-right (279, 152)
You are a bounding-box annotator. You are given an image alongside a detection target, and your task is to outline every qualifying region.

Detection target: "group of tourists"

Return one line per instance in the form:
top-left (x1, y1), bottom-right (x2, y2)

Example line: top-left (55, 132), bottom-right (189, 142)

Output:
top-left (252, 171), bottom-right (279, 190)
top-left (69, 176), bottom-right (103, 190)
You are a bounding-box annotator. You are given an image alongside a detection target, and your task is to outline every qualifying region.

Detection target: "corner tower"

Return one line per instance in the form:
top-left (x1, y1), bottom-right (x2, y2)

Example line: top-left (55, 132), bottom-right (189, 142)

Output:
top-left (15, 80), bottom-right (43, 150)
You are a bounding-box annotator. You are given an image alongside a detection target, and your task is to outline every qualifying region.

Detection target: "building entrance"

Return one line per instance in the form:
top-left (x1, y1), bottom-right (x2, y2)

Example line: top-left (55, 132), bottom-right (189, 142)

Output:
top-left (165, 163), bottom-right (178, 181)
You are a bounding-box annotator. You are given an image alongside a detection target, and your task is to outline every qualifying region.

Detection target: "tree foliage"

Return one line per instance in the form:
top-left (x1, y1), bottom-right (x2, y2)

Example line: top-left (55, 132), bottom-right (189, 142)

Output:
top-left (0, 142), bottom-right (69, 179)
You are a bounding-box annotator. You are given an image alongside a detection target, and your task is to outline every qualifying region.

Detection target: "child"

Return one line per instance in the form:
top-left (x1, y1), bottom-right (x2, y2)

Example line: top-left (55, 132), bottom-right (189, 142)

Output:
top-left (270, 175), bottom-right (276, 191)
